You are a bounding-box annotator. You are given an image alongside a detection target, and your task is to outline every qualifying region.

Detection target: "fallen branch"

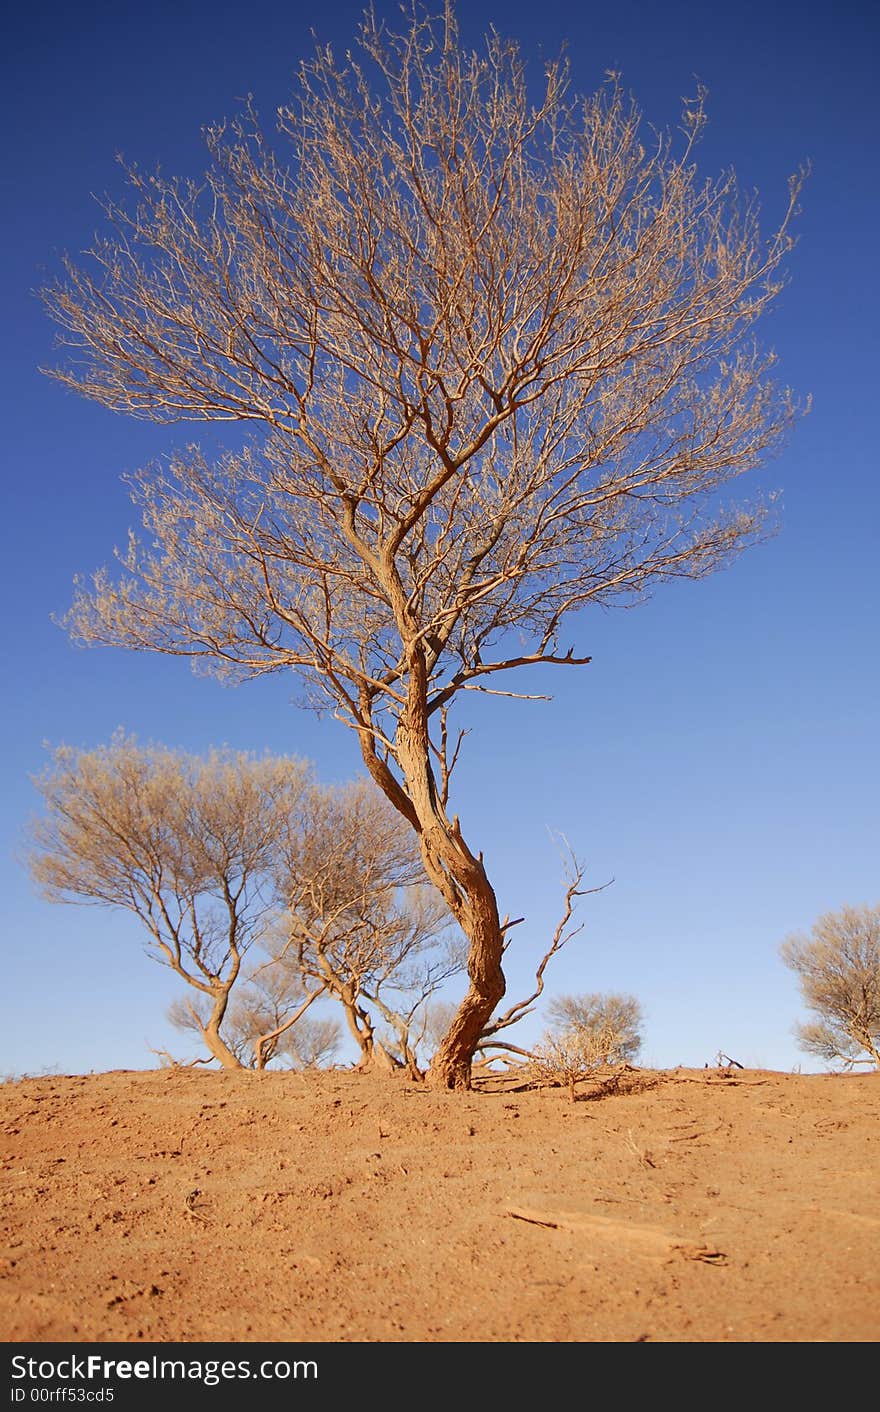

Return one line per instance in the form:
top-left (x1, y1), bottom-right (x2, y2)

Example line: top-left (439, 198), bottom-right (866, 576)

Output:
top-left (183, 1188), bottom-right (210, 1224)
top-left (150, 1047), bottom-right (213, 1070)
top-left (671, 1243), bottom-right (728, 1265)
top-left (506, 1208), bottom-right (559, 1230)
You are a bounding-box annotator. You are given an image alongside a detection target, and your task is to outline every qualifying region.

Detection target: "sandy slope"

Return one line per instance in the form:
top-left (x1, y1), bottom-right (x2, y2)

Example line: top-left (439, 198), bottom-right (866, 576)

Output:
top-left (1, 1066), bottom-right (878, 1343)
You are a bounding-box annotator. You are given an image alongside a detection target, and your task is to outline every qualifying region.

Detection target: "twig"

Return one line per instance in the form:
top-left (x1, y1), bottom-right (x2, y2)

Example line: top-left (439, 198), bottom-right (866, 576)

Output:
top-left (481, 841), bottom-right (608, 1040)
top-left (624, 1129), bottom-right (657, 1167)
top-left (668, 1122), bottom-right (724, 1143)
top-left (184, 1188), bottom-right (210, 1224)
top-left (671, 1243), bottom-right (728, 1265)
top-left (506, 1208), bottom-right (559, 1230)
top-left (150, 1047), bottom-right (212, 1069)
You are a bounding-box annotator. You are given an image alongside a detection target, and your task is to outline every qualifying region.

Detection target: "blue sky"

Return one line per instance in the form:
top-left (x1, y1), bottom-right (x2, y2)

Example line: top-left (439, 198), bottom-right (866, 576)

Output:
top-left (2, 0), bottom-right (878, 1076)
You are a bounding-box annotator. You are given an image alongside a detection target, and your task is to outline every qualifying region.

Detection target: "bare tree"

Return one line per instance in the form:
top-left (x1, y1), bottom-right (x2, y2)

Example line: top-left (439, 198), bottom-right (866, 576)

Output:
top-left (27, 736), bottom-right (457, 1072)
top-left (272, 779), bottom-right (465, 1074)
top-left (42, 4), bottom-right (804, 1088)
top-left (28, 736), bottom-right (310, 1069)
top-left (546, 991), bottom-right (643, 1063)
top-left (781, 905), bottom-right (880, 1069)
top-left (169, 975), bottom-right (341, 1070)
top-left (361, 917), bottom-right (466, 1076)
top-left (280, 1015), bottom-right (343, 1070)
top-left (420, 1000), bottom-right (460, 1059)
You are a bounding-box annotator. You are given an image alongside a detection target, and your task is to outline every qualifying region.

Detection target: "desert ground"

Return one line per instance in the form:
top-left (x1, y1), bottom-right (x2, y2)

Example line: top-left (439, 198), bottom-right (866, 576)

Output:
top-left (1, 1064), bottom-right (877, 1344)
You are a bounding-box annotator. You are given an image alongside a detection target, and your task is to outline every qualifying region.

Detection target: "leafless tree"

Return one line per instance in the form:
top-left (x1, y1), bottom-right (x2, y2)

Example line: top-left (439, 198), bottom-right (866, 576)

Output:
top-left (28, 736), bottom-right (310, 1068)
top-left (169, 974), bottom-right (341, 1070)
top-left (364, 932), bottom-right (465, 1076)
top-left (42, 3), bottom-right (804, 1088)
top-left (781, 905), bottom-right (880, 1069)
top-left (420, 1000), bottom-right (460, 1060)
top-left (546, 991), bottom-right (643, 1063)
top-left (280, 1015), bottom-right (344, 1070)
top-left (27, 737), bottom-right (459, 1072)
top-left (272, 779), bottom-right (465, 1074)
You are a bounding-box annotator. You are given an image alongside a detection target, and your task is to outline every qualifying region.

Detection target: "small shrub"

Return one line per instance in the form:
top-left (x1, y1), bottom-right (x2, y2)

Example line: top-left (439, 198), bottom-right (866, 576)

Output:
top-left (531, 1023), bottom-right (626, 1101)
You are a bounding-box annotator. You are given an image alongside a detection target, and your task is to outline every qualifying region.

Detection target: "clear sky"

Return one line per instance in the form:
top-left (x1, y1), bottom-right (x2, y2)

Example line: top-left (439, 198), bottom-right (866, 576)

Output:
top-left (2, 0), bottom-right (878, 1077)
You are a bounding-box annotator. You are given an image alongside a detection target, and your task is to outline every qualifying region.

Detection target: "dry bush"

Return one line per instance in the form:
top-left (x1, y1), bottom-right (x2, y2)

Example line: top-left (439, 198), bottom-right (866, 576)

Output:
top-left (530, 1023), bottom-right (629, 1101)
top-left (546, 992), bottom-right (643, 1063)
top-left (168, 985), bottom-right (342, 1071)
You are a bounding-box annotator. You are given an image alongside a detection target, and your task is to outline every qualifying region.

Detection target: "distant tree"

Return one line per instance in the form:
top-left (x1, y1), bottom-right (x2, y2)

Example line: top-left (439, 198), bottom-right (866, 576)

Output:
top-left (168, 972), bottom-right (342, 1070)
top-left (546, 991), bottom-right (643, 1064)
top-left (402, 998), bottom-right (461, 1070)
top-left (279, 1015), bottom-right (343, 1071)
top-left (28, 737), bottom-right (310, 1069)
top-left (234, 967), bottom-right (333, 1071)
top-left (420, 1001), bottom-right (460, 1058)
top-left (272, 779), bottom-right (465, 1075)
top-left (43, 3), bottom-right (804, 1087)
top-left (781, 905), bottom-right (880, 1068)
top-left (27, 738), bottom-right (458, 1072)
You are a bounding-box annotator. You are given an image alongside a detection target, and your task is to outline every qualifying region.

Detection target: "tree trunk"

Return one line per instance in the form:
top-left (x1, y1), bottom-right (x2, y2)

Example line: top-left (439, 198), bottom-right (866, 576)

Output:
top-left (424, 867), bottom-right (506, 1090)
top-left (335, 983), bottom-right (401, 1072)
top-left (380, 644), bottom-right (506, 1091)
top-left (200, 988), bottom-right (244, 1070)
top-left (363, 1042), bottom-right (402, 1075)
top-left (254, 987), bottom-right (325, 1071)
top-left (855, 1029), bottom-right (880, 1067)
